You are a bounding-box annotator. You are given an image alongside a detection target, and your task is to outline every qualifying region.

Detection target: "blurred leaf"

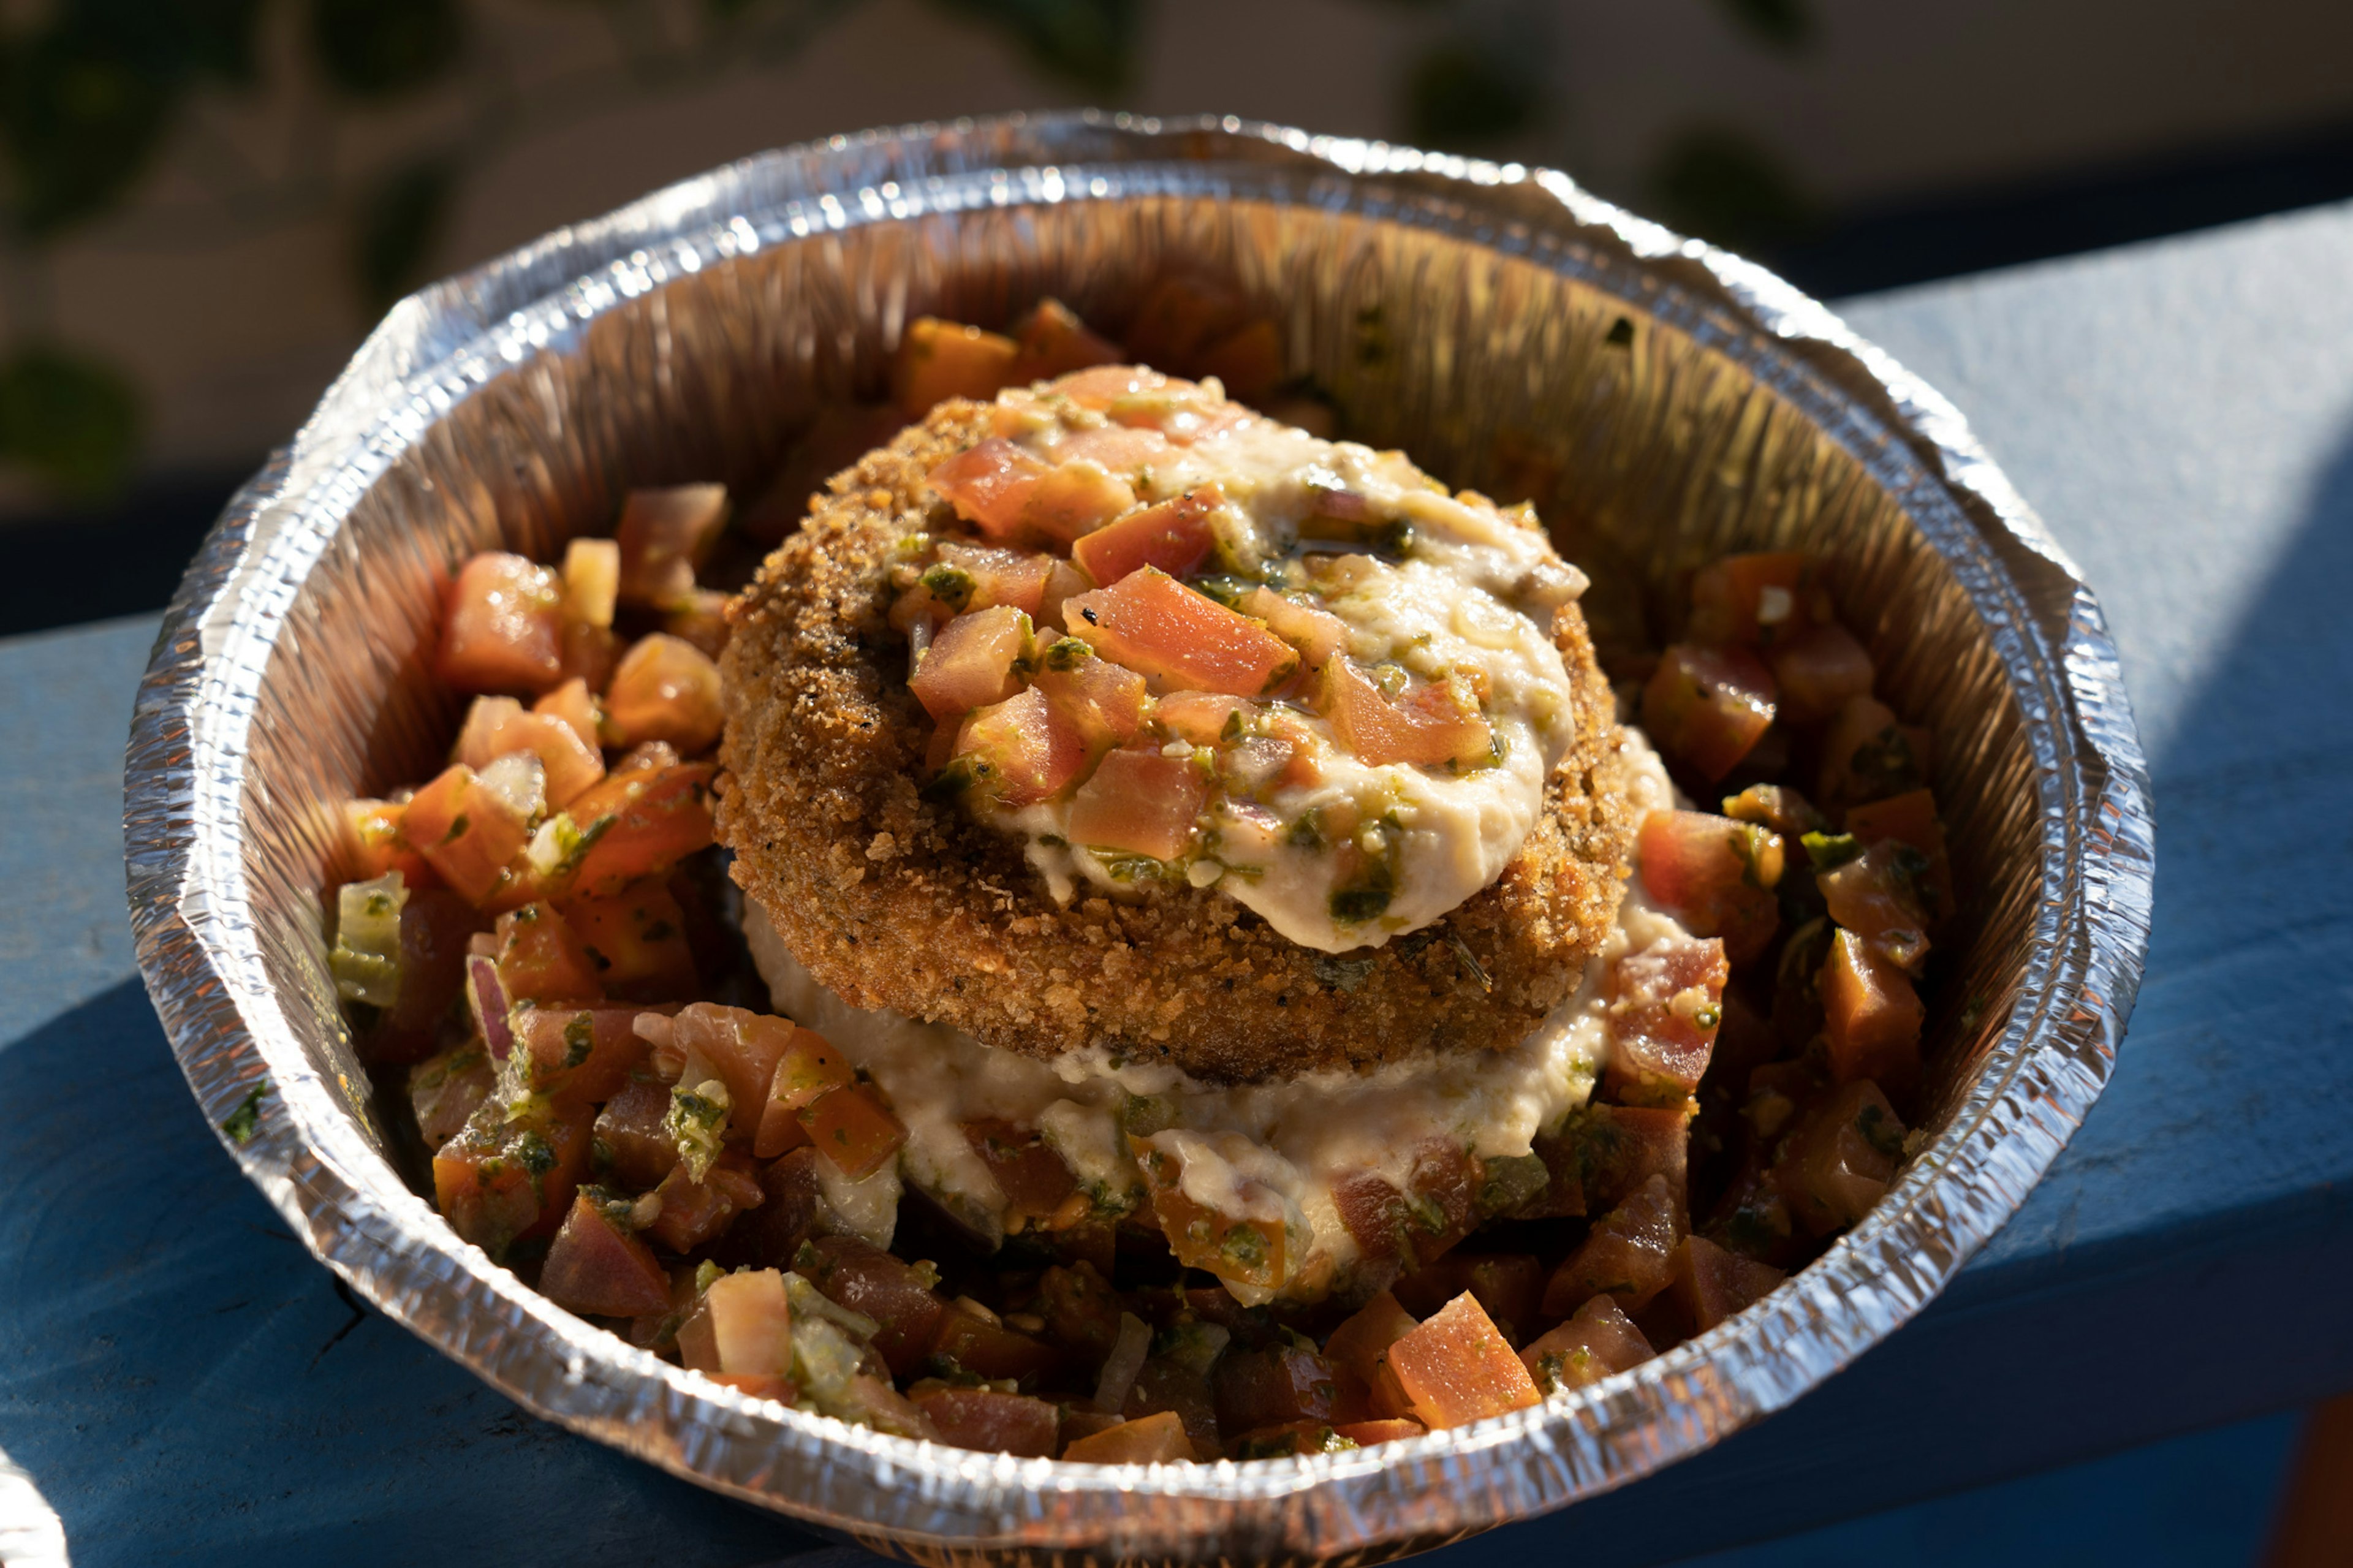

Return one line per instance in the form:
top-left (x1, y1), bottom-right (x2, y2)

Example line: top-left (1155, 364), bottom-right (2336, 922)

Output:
top-left (928, 0), bottom-right (1139, 91)
top-left (1647, 124), bottom-right (1816, 255)
top-left (1711, 0), bottom-right (1814, 51)
top-left (355, 157), bottom-right (458, 313)
top-left (0, 346), bottom-right (143, 496)
top-left (308, 0), bottom-right (464, 100)
top-left (1404, 43), bottom-right (1536, 153)
top-left (0, 18), bottom-right (182, 235)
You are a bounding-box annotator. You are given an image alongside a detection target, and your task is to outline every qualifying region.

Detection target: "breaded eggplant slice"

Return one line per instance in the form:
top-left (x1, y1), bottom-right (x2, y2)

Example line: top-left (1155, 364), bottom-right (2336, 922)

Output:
top-left (718, 402), bottom-right (1638, 1085)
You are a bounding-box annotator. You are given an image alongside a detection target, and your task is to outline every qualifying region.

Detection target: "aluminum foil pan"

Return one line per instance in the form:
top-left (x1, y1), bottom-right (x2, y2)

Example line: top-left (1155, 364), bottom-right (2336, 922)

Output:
top-left (124, 112), bottom-right (2153, 1564)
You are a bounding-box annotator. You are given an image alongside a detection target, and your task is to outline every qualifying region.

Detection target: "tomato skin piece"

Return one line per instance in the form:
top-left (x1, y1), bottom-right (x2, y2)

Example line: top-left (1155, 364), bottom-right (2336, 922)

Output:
top-left (510, 1001), bottom-right (655, 1104)
top-left (604, 634), bottom-right (723, 755)
top-left (950, 687), bottom-right (1088, 807)
top-left (646, 1153), bottom-right (765, 1252)
top-left (344, 798), bottom-right (439, 888)
top-left (1602, 935), bottom-right (1731, 1107)
top-left (910, 605), bottom-right (1029, 722)
top-left (1820, 928), bottom-right (1925, 1091)
top-left (1643, 643), bottom-right (1777, 782)
top-left (1064, 749), bottom-right (1207, 862)
top-left (1323, 659), bottom-right (1493, 768)
top-left (936, 540), bottom-right (1056, 618)
top-left (1031, 652), bottom-right (1148, 748)
top-left (1022, 460), bottom-right (1139, 547)
top-left (438, 552), bottom-right (566, 695)
top-left (1635, 809), bottom-right (1782, 965)
top-left (1540, 1172), bottom-right (1681, 1319)
top-left (1518, 1297), bottom-right (1654, 1392)
top-left (894, 317), bottom-right (1020, 416)
top-left (615, 485), bottom-right (728, 609)
top-left (799, 1082), bottom-right (907, 1180)
top-left (540, 1194), bottom-right (672, 1318)
top-left (1064, 567), bottom-right (1298, 697)
top-left (557, 878), bottom-right (698, 1001)
top-left (565, 762), bottom-right (716, 896)
top-left (1069, 485), bottom-right (1221, 585)
top-left (914, 1386), bottom-right (1063, 1457)
top-left (928, 438), bottom-right (1051, 539)
top-left (404, 763), bottom-right (533, 907)
top-left (493, 901), bottom-right (603, 1003)
top-left (1384, 1291), bottom-right (1542, 1430)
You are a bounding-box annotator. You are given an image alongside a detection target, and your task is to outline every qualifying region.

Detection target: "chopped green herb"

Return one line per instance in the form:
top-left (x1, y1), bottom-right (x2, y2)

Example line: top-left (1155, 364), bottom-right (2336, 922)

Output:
top-left (1800, 831), bottom-right (1862, 870)
top-left (222, 1081), bottom-right (268, 1144)
top-left (919, 562), bottom-right (975, 612)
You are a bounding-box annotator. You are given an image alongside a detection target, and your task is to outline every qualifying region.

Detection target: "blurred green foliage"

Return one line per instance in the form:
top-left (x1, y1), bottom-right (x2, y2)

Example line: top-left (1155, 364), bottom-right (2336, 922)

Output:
top-left (0, 347), bottom-right (142, 497)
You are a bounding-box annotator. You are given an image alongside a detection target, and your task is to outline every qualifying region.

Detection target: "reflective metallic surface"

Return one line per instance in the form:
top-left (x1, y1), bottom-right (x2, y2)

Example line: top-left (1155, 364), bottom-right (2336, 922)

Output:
top-left (123, 113), bottom-right (2154, 1564)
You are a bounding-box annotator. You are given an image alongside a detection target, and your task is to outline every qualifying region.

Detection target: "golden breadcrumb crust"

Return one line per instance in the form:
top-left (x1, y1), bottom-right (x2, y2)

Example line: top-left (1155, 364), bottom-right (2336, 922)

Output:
top-left (718, 402), bottom-right (1638, 1084)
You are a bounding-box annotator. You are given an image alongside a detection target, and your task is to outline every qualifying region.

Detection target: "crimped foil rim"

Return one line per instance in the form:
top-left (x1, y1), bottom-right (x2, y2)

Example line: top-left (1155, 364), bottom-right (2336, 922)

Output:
top-left (124, 112), bottom-right (2154, 1558)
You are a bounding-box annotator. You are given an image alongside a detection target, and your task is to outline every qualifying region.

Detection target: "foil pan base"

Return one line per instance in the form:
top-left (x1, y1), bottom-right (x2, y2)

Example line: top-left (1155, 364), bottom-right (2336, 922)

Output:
top-left (124, 112), bottom-right (2152, 1564)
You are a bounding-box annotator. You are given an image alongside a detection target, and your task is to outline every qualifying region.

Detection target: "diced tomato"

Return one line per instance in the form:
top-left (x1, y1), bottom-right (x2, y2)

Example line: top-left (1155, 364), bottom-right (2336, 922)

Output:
top-left (453, 700), bottom-right (604, 808)
top-left (438, 552), bottom-right (566, 695)
top-left (799, 1082), bottom-right (906, 1180)
top-left (1769, 622), bottom-right (1875, 724)
top-left (1133, 1138), bottom-right (1288, 1289)
top-left (1333, 1418), bottom-right (1425, 1447)
top-left (1153, 691), bottom-right (1247, 744)
top-left (1819, 840), bottom-right (1933, 971)
top-left (1238, 587), bottom-right (1351, 673)
top-left (360, 887), bottom-right (487, 1065)
top-left (911, 605), bottom-right (1029, 722)
top-left (1324, 659), bottom-right (1493, 769)
top-left (1065, 749), bottom-right (1207, 862)
top-left (1517, 1296), bottom-right (1654, 1392)
top-left (566, 762), bottom-right (716, 896)
top-left (1668, 1235), bottom-right (1786, 1333)
top-left (558, 879), bottom-right (697, 1001)
top-left (1324, 1290), bottom-right (1418, 1415)
top-left (1031, 646), bottom-right (1148, 747)
top-left (1602, 935), bottom-right (1731, 1107)
top-left (1213, 1344), bottom-right (1340, 1435)
top-left (1720, 781), bottom-right (1826, 839)
top-left (1070, 486), bottom-right (1221, 585)
top-left (760, 1025), bottom-right (854, 1154)
top-left (1635, 809), bottom-right (1781, 964)
top-left (893, 317), bottom-right (1021, 416)
top-left (604, 634), bottom-right (722, 755)
top-left (913, 1385), bottom-right (1062, 1457)
top-left (1773, 1079), bottom-right (1906, 1238)
top-left (1687, 551), bottom-right (1822, 646)
top-left (404, 763), bottom-right (532, 907)
top-left (613, 485), bottom-right (728, 609)
top-left (1522, 1103), bottom-right (1690, 1221)
top-left (1050, 423), bottom-right (1173, 475)
top-left (493, 901), bottom-right (602, 1002)
top-left (344, 797), bottom-right (439, 888)
top-left (963, 1119), bottom-right (1079, 1229)
top-left (431, 1096), bottom-right (593, 1259)
top-left (1194, 318), bottom-right (1284, 401)
top-left (1391, 1254), bottom-right (1544, 1347)
top-left (1332, 1140), bottom-right (1481, 1271)
top-left (646, 1153), bottom-right (765, 1252)
top-left (540, 1194), bottom-right (672, 1318)
top-left (559, 618), bottom-right (619, 693)
top-left (511, 1002), bottom-right (654, 1104)
top-left (930, 1305), bottom-right (1062, 1384)
top-left (1820, 928), bottom-right (1925, 1089)
top-left (1024, 461), bottom-right (1139, 548)
top-left (1384, 1291), bottom-right (1542, 1430)
top-left (928, 438), bottom-right (1051, 539)
top-left (700, 1267), bottom-right (795, 1376)
top-left (1053, 363), bottom-right (1183, 411)
top-left (1126, 275), bottom-right (1254, 365)
top-left (561, 536), bottom-right (620, 628)
top-left (1540, 1173), bottom-right (1680, 1318)
top-left (663, 589), bottom-right (731, 661)
top-left (704, 1371), bottom-right (796, 1402)
top-left (1064, 568), bottom-right (1298, 697)
top-left (408, 1044), bottom-right (493, 1151)
top-left (1642, 643), bottom-right (1778, 782)
top-left (1010, 297), bottom-right (1123, 381)
top-left (949, 687), bottom-right (1088, 807)
top-left (1819, 694), bottom-right (1932, 809)
top-left (936, 540), bottom-right (1056, 618)
top-left (592, 1077), bottom-right (679, 1188)
top-left (1843, 788), bottom-right (1952, 922)
top-left (710, 1147), bottom-right (824, 1270)
top-left (1060, 1409), bottom-right (1193, 1463)
top-left (1035, 1261), bottom-right (1122, 1364)
top-left (667, 1002), bottom-right (792, 1135)
top-left (797, 1235), bottom-right (949, 1377)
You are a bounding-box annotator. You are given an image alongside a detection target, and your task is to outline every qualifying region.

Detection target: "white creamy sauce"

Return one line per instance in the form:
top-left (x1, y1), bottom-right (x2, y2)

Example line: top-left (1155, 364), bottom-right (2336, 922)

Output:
top-left (744, 729), bottom-right (1687, 1305)
top-left (983, 385), bottom-right (1592, 954)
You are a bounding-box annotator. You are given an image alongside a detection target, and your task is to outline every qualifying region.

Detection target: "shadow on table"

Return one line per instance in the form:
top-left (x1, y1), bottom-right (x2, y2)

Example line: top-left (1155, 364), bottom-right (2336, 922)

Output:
top-left (0, 980), bottom-right (833, 1568)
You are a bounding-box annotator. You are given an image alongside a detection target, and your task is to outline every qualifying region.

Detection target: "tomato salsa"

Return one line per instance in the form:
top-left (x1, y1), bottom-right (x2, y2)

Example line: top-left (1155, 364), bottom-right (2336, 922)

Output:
top-left (330, 292), bottom-right (1944, 1462)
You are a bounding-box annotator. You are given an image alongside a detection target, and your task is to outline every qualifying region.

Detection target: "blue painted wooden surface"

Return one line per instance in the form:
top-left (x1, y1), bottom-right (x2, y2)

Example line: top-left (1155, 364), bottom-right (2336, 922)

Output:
top-left (5, 198), bottom-right (2352, 1567)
